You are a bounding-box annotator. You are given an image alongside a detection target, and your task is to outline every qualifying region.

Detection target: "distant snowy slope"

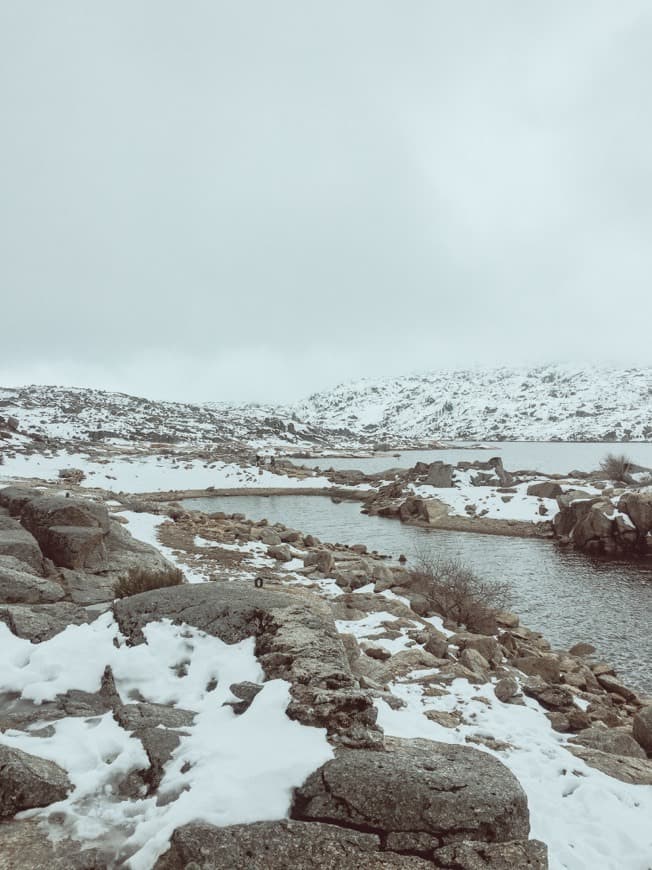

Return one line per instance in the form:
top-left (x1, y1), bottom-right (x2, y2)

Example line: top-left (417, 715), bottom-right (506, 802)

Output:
top-left (292, 365), bottom-right (652, 441)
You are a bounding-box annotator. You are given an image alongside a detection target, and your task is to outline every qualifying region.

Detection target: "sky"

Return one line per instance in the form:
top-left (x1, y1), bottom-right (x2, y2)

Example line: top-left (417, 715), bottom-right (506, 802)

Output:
top-left (1, 1), bottom-right (652, 403)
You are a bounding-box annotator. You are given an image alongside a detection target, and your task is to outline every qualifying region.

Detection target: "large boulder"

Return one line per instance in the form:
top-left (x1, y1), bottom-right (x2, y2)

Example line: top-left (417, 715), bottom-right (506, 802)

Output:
top-left (0, 820), bottom-right (104, 870)
top-left (103, 520), bottom-right (179, 582)
top-left (618, 492), bottom-right (652, 535)
top-left (633, 705), bottom-right (652, 753)
top-left (0, 745), bottom-right (71, 818)
top-left (0, 602), bottom-right (96, 642)
top-left (569, 726), bottom-right (646, 759)
top-left (154, 821), bottom-right (432, 870)
top-left (0, 487), bottom-right (43, 517)
top-left (425, 462), bottom-right (454, 488)
top-left (0, 528), bottom-right (44, 575)
top-left (114, 583), bottom-right (380, 748)
top-left (0, 559), bottom-right (64, 604)
top-left (527, 482), bottom-right (562, 499)
top-left (292, 739), bottom-right (530, 851)
top-left (19, 495), bottom-right (110, 570)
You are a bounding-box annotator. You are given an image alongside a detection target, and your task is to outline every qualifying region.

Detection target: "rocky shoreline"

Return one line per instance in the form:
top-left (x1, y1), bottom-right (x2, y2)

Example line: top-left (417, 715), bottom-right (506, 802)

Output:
top-left (1, 482), bottom-right (651, 867)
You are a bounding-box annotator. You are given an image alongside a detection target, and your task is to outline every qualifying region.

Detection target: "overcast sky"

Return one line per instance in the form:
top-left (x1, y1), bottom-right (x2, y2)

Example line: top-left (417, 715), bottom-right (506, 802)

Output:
top-left (1, 2), bottom-right (651, 403)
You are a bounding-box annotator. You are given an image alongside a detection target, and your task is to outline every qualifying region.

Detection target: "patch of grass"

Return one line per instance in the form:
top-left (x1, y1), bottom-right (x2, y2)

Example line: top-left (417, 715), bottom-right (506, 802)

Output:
top-left (599, 452), bottom-right (633, 483)
top-left (407, 556), bottom-right (510, 634)
top-left (114, 566), bottom-right (184, 599)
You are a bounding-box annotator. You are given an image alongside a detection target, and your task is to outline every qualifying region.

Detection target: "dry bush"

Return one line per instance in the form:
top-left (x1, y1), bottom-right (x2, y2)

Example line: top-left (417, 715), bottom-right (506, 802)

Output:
top-left (407, 556), bottom-right (510, 634)
top-left (114, 565), bottom-right (184, 599)
top-left (599, 452), bottom-right (633, 483)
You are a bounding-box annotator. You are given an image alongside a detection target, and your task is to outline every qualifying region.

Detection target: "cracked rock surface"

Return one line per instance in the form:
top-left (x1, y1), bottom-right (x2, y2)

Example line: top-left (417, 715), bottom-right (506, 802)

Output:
top-left (291, 739), bottom-right (530, 852)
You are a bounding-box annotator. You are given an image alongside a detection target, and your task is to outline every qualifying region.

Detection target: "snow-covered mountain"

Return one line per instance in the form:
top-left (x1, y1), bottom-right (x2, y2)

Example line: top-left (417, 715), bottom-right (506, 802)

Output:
top-left (0, 385), bottom-right (335, 452)
top-left (2, 365), bottom-right (651, 455)
top-left (292, 365), bottom-right (652, 442)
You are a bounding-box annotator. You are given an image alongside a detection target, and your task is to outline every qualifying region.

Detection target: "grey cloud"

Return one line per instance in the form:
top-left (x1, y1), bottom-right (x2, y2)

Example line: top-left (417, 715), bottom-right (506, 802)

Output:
top-left (1, 1), bottom-right (651, 402)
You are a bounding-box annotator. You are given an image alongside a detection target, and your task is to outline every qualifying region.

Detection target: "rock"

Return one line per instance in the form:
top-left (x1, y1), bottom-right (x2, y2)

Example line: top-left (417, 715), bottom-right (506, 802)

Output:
top-left (0, 527), bottom-right (44, 575)
top-left (570, 726), bottom-right (646, 759)
top-left (633, 705), bottom-right (652, 753)
top-left (459, 647), bottom-right (490, 676)
top-left (568, 642), bottom-right (596, 657)
top-left (496, 610), bottom-right (519, 628)
top-left (114, 702), bottom-right (195, 793)
top-left (424, 631), bottom-right (449, 659)
top-left (522, 680), bottom-right (574, 711)
top-left (268, 544), bottom-right (292, 562)
top-left (0, 745), bottom-right (71, 818)
top-left (44, 525), bottom-right (108, 570)
top-left (379, 648), bottom-right (444, 681)
top-left (58, 569), bottom-right (117, 605)
top-left (114, 583), bottom-right (380, 748)
top-left (103, 520), bottom-right (178, 583)
top-left (425, 461), bottom-right (454, 488)
top-left (154, 821), bottom-right (431, 869)
top-left (21, 494), bottom-right (109, 540)
top-left (526, 482), bottom-right (562, 499)
top-left (596, 673), bottom-right (638, 702)
top-left (303, 550), bottom-right (335, 574)
top-left (364, 645), bottom-right (391, 661)
top-left (292, 740), bottom-right (530, 849)
top-left (495, 676), bottom-right (520, 703)
top-left (567, 746), bottom-right (652, 785)
top-left (0, 487), bottom-right (43, 516)
top-left (617, 491), bottom-right (652, 535)
top-left (432, 839), bottom-right (549, 868)
top-left (0, 820), bottom-right (104, 870)
top-left (513, 654), bottom-right (560, 684)
top-left (422, 498), bottom-right (451, 525)
top-left (0, 561), bottom-right (64, 604)
top-left (224, 681), bottom-right (263, 714)
top-left (0, 602), bottom-right (96, 642)
top-left (452, 632), bottom-right (503, 666)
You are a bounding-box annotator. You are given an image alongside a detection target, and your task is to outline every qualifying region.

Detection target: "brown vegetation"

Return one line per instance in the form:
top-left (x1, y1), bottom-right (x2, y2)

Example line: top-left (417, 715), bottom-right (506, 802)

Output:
top-left (113, 565), bottom-right (184, 599)
top-left (408, 556), bottom-right (510, 634)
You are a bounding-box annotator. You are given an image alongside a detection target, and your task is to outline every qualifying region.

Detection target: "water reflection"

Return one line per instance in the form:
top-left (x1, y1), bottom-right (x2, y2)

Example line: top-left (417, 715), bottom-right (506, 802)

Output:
top-left (183, 494), bottom-right (652, 693)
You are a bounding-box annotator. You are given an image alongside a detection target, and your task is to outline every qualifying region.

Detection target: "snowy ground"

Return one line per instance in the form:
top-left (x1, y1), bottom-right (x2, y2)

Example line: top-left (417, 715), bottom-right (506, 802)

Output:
top-left (410, 470), bottom-right (602, 524)
top-left (0, 451), bottom-right (334, 493)
top-left (1, 465), bottom-right (651, 868)
top-left (0, 615), bottom-right (333, 869)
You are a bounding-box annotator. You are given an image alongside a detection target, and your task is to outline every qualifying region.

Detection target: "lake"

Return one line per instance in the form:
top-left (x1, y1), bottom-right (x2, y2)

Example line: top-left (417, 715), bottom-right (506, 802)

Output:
top-left (293, 441), bottom-right (652, 475)
top-left (183, 494), bottom-right (652, 693)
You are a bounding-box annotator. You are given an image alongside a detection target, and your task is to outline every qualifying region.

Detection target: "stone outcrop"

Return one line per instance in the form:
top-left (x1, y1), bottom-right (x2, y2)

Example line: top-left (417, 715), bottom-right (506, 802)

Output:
top-left (114, 582), bottom-right (381, 748)
top-left (155, 821), bottom-right (433, 869)
top-left (292, 740), bottom-right (531, 850)
top-left (0, 745), bottom-right (71, 818)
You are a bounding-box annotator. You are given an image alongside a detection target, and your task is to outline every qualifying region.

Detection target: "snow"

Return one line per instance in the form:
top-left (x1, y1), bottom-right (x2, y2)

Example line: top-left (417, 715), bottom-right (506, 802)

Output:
top-left (122, 511), bottom-right (209, 584)
top-left (376, 676), bottom-right (652, 870)
top-left (0, 451), bottom-right (334, 494)
top-left (0, 615), bottom-right (333, 869)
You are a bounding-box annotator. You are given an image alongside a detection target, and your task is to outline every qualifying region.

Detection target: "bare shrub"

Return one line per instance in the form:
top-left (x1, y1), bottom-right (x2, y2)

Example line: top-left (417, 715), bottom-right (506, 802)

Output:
top-left (114, 566), bottom-right (184, 599)
top-left (599, 452), bottom-right (633, 483)
top-left (407, 556), bottom-right (510, 634)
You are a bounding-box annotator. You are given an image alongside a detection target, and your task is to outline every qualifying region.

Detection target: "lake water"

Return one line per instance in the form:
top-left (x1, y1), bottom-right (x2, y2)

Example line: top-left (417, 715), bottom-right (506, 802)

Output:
top-left (183, 494), bottom-right (652, 693)
top-left (293, 442), bottom-right (652, 475)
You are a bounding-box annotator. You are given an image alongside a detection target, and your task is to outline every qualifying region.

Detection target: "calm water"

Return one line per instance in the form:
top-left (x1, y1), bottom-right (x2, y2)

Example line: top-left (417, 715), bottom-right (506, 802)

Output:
top-left (184, 494), bottom-right (652, 693)
top-left (294, 442), bottom-right (652, 475)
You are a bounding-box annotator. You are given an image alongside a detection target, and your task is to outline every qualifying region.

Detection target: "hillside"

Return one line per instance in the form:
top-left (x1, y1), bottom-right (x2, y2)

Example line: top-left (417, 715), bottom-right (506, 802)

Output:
top-left (293, 365), bottom-right (652, 442)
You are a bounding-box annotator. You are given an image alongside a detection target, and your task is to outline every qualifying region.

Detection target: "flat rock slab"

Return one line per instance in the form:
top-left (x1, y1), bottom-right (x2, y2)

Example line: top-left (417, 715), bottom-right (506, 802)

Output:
top-left (0, 602), bottom-right (96, 642)
top-left (59, 569), bottom-right (117, 605)
top-left (154, 821), bottom-right (433, 869)
top-left (0, 563), bottom-right (64, 604)
top-left (0, 528), bottom-right (44, 575)
top-left (0, 820), bottom-right (104, 870)
top-left (432, 839), bottom-right (549, 868)
top-left (112, 581), bottom-right (299, 644)
top-left (567, 746), bottom-right (652, 785)
top-left (0, 744), bottom-right (71, 818)
top-left (292, 740), bottom-right (530, 850)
